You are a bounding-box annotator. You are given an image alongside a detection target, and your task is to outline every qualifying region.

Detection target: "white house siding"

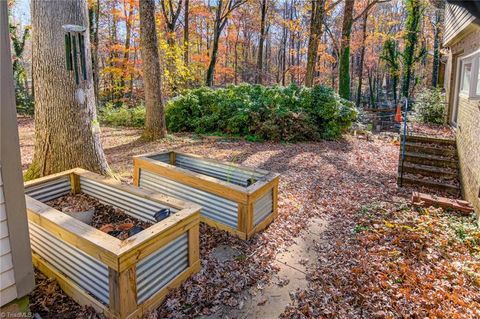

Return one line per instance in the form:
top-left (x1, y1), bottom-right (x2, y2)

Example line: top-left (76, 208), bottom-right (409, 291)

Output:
top-left (0, 167), bottom-right (18, 306)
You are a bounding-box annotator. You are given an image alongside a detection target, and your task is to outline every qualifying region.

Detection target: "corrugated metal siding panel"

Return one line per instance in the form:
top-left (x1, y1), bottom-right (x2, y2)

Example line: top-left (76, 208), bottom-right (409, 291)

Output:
top-left (444, 3), bottom-right (476, 45)
top-left (175, 154), bottom-right (266, 187)
top-left (24, 177), bottom-right (71, 202)
top-left (29, 222), bottom-right (109, 304)
top-left (136, 233), bottom-right (188, 304)
top-left (79, 177), bottom-right (176, 223)
top-left (253, 189), bottom-right (273, 226)
top-left (148, 153), bottom-right (170, 163)
top-left (139, 170), bottom-right (238, 228)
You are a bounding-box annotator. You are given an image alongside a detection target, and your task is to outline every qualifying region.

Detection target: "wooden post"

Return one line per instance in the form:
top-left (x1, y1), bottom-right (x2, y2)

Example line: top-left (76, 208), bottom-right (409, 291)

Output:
top-left (132, 158), bottom-right (140, 186)
top-left (109, 266), bottom-right (137, 318)
top-left (246, 202), bottom-right (254, 235)
top-left (272, 183), bottom-right (279, 219)
top-left (188, 224), bottom-right (199, 266)
top-left (169, 151), bottom-right (176, 165)
top-left (70, 173), bottom-right (81, 194)
top-left (237, 203), bottom-right (247, 233)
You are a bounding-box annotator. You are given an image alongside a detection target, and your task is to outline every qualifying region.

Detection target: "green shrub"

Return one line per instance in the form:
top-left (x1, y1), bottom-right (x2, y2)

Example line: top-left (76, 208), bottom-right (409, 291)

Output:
top-left (414, 88), bottom-right (446, 124)
top-left (166, 84), bottom-right (357, 142)
top-left (99, 104), bottom-right (145, 127)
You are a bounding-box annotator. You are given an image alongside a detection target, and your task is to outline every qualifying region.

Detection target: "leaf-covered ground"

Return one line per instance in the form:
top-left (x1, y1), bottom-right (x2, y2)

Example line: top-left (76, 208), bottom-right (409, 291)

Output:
top-left (281, 202), bottom-right (480, 319)
top-left (18, 117), bottom-right (478, 318)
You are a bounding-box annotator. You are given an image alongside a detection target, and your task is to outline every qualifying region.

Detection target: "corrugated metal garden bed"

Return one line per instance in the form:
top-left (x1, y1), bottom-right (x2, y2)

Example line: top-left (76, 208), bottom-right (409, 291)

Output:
top-left (24, 168), bottom-right (201, 319)
top-left (133, 151), bottom-right (280, 240)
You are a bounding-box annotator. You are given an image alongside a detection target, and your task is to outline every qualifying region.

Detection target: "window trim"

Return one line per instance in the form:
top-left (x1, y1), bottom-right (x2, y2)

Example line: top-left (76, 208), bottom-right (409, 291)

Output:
top-left (458, 50), bottom-right (480, 99)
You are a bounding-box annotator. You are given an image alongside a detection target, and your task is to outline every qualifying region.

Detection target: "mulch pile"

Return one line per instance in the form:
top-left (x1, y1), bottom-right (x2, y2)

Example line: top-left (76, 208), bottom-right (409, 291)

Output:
top-left (46, 193), bottom-right (153, 240)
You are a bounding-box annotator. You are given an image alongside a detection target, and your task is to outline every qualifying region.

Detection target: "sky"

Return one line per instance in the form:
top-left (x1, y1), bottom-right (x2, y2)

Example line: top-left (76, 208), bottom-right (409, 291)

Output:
top-left (11, 0), bottom-right (30, 25)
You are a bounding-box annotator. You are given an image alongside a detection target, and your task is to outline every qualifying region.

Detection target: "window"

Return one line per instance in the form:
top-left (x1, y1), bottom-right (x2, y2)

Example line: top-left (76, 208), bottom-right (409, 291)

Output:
top-left (461, 62), bottom-right (472, 94)
top-left (459, 51), bottom-right (480, 99)
top-left (477, 62), bottom-right (480, 95)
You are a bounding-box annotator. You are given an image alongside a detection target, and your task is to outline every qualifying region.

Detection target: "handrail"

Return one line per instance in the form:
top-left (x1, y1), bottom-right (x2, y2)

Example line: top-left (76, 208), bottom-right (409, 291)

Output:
top-left (399, 97), bottom-right (409, 187)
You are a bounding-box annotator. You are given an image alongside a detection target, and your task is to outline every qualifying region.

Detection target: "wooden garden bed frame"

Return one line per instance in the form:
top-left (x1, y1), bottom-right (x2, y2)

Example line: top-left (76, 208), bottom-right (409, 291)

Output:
top-left (25, 168), bottom-right (201, 319)
top-left (133, 151), bottom-right (280, 240)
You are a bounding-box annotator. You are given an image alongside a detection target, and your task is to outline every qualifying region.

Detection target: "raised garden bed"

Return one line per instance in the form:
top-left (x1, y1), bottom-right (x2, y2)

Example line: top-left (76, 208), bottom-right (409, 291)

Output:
top-left (24, 168), bottom-right (201, 319)
top-left (133, 151), bottom-right (280, 240)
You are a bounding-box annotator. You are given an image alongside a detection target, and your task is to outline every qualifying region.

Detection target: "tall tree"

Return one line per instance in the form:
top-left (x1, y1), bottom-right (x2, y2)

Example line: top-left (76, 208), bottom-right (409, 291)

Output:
top-left (338, 0), bottom-right (355, 99)
top-left (139, 0), bottom-right (166, 139)
top-left (183, 0), bottom-right (189, 65)
top-left (401, 0), bottom-right (423, 98)
top-left (26, 0), bottom-right (109, 179)
top-left (161, 0), bottom-right (183, 46)
top-left (206, 0), bottom-right (246, 87)
top-left (355, 8), bottom-right (368, 107)
top-left (305, 0), bottom-right (326, 87)
top-left (431, 8), bottom-right (442, 87)
top-left (381, 38), bottom-right (400, 104)
top-left (255, 0), bottom-right (268, 84)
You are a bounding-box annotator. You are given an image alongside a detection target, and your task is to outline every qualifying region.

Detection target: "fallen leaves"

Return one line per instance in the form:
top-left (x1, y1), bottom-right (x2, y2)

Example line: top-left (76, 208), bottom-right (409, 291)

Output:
top-left (282, 202), bottom-right (480, 319)
top-left (20, 118), bottom-right (477, 318)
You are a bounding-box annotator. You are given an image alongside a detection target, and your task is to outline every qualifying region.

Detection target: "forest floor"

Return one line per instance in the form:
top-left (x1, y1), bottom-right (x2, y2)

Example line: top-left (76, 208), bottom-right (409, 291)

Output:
top-left (18, 117), bottom-right (479, 319)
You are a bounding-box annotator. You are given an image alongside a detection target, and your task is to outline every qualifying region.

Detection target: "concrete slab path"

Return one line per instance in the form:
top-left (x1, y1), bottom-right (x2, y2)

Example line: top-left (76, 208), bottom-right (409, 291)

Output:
top-left (202, 217), bottom-right (329, 319)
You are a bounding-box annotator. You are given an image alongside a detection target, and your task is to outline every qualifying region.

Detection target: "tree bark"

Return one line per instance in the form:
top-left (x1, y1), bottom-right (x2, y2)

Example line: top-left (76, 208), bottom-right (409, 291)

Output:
top-left (139, 0), bottom-right (167, 139)
top-left (338, 0), bottom-right (355, 99)
top-left (26, 0), bottom-right (109, 179)
top-left (401, 0), bottom-right (422, 98)
top-left (255, 0), bottom-right (268, 84)
top-left (184, 0), bottom-right (189, 65)
top-left (356, 9), bottom-right (368, 107)
top-left (431, 9), bottom-right (441, 87)
top-left (120, 1), bottom-right (134, 102)
top-left (88, 0), bottom-right (100, 104)
top-left (305, 0), bottom-right (326, 87)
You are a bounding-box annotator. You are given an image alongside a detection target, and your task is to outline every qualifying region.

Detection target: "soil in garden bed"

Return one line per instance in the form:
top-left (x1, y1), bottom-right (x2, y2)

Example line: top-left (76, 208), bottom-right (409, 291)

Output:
top-left (46, 193), bottom-right (153, 240)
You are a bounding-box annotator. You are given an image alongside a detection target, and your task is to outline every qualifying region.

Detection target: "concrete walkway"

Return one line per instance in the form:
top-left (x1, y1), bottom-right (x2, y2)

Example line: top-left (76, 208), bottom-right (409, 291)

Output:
top-left (203, 217), bottom-right (328, 319)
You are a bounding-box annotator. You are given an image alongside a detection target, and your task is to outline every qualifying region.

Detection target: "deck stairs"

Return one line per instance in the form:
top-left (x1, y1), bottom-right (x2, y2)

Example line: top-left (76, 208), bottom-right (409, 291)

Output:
top-left (398, 135), bottom-right (461, 196)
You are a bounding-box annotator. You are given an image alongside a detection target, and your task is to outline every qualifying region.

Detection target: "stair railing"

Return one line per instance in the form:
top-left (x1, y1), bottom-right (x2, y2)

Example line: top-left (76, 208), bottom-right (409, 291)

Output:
top-left (399, 97), bottom-right (409, 187)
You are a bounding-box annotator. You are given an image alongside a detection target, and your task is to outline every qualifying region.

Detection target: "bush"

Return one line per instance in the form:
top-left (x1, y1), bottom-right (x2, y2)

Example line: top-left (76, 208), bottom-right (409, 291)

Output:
top-left (166, 84), bottom-right (357, 141)
top-left (414, 88), bottom-right (446, 124)
top-left (99, 104), bottom-right (145, 127)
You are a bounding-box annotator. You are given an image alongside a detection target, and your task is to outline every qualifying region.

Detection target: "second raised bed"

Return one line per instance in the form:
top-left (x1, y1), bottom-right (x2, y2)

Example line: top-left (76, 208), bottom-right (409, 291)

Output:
top-left (133, 151), bottom-right (280, 239)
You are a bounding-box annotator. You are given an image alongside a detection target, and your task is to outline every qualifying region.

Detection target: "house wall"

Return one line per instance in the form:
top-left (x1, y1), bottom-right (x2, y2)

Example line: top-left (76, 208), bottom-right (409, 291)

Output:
top-left (0, 0), bottom-right (35, 309)
top-left (444, 28), bottom-right (480, 219)
top-left (0, 169), bottom-right (18, 306)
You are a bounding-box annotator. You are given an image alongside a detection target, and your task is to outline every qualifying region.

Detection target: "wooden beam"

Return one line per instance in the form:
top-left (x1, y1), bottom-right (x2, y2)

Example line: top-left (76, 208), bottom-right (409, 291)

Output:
top-left (134, 157), bottom-right (248, 203)
top-left (188, 224), bottom-right (199, 266)
top-left (109, 266), bottom-right (137, 318)
top-left (26, 197), bottom-right (122, 270)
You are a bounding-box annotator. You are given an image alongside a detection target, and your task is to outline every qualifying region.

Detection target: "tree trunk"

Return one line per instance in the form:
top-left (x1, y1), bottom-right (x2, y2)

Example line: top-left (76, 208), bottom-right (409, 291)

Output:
top-left (401, 0), bottom-right (422, 98)
top-left (26, 0), bottom-right (109, 180)
top-left (206, 29), bottom-right (221, 86)
top-left (184, 0), bottom-right (189, 65)
top-left (431, 9), bottom-right (441, 87)
top-left (139, 0), bottom-right (166, 139)
top-left (305, 0), bottom-right (326, 87)
top-left (338, 0), bottom-right (355, 99)
top-left (88, 0), bottom-right (100, 104)
top-left (120, 2), bottom-right (133, 102)
top-left (256, 0), bottom-right (267, 84)
top-left (356, 9), bottom-right (368, 107)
